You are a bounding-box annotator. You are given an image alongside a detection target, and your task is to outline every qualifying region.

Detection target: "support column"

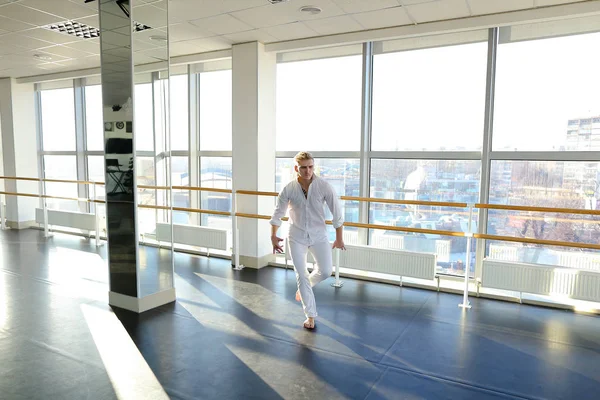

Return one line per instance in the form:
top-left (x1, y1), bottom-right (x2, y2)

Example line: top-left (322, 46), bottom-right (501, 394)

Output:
top-left (232, 42), bottom-right (276, 269)
top-left (99, 0), bottom-right (175, 312)
top-left (0, 79), bottom-right (39, 229)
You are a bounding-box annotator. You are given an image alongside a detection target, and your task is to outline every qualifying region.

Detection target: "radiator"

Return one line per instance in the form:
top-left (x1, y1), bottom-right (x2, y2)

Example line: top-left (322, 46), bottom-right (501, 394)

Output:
top-left (286, 242), bottom-right (436, 281)
top-left (481, 259), bottom-right (600, 302)
top-left (35, 208), bottom-right (96, 231)
top-left (156, 223), bottom-right (229, 251)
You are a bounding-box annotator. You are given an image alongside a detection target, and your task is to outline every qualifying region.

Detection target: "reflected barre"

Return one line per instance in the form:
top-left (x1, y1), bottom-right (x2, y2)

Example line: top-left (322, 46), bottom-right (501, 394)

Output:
top-left (475, 203), bottom-right (600, 216)
top-left (0, 191), bottom-right (91, 202)
top-left (341, 196), bottom-right (468, 208)
top-left (474, 233), bottom-right (600, 251)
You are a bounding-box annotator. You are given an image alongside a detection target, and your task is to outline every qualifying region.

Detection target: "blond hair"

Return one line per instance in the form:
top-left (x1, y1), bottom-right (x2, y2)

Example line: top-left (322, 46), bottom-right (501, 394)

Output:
top-left (294, 151), bottom-right (314, 165)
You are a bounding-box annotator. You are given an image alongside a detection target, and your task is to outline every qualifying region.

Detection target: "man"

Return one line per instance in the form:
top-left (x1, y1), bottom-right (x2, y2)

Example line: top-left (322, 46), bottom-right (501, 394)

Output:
top-left (270, 151), bottom-right (345, 330)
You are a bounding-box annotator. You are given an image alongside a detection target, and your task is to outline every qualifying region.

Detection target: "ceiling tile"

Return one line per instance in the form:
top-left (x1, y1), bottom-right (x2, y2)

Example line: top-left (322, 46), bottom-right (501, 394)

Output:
top-left (224, 29), bottom-right (278, 44)
top-left (400, 0), bottom-right (440, 4)
top-left (332, 0), bottom-right (402, 13)
top-left (0, 15), bottom-right (36, 32)
top-left (169, 22), bottom-right (214, 42)
top-left (23, 48), bottom-right (71, 61)
top-left (304, 15), bottom-right (364, 35)
top-left (20, 0), bottom-right (97, 21)
top-left (133, 4), bottom-right (168, 29)
top-left (406, 0), bottom-right (470, 23)
top-left (184, 36), bottom-right (233, 52)
top-left (62, 38), bottom-right (100, 54)
top-left (0, 3), bottom-right (63, 26)
top-left (168, 0), bottom-right (227, 22)
top-left (169, 40), bottom-right (207, 57)
top-left (263, 22), bottom-right (318, 41)
top-left (76, 14), bottom-right (100, 29)
top-left (232, 0), bottom-right (346, 29)
top-left (191, 13), bottom-right (254, 35)
top-left (535, 0), bottom-right (585, 5)
top-left (0, 32), bottom-right (53, 49)
top-left (37, 44), bottom-right (94, 59)
top-left (468, 0), bottom-right (534, 15)
top-left (0, 42), bottom-right (23, 56)
top-left (66, 0), bottom-right (98, 12)
top-left (352, 6), bottom-right (412, 29)
top-left (20, 27), bottom-right (80, 44)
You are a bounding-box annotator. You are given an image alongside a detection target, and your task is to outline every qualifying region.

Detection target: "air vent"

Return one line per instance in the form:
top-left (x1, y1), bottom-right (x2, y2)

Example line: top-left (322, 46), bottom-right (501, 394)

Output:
top-left (43, 20), bottom-right (100, 39)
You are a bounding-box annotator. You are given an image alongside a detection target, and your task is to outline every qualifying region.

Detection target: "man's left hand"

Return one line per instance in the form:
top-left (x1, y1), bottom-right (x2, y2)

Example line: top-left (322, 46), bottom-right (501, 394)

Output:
top-left (332, 240), bottom-right (346, 250)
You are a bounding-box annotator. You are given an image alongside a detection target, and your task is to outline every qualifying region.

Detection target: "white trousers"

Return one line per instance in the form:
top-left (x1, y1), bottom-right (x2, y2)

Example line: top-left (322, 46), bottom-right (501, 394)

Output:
top-left (289, 240), bottom-right (333, 318)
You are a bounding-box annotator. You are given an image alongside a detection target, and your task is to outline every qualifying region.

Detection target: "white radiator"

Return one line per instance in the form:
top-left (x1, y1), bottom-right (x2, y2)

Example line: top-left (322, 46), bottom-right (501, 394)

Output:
top-left (488, 244), bottom-right (519, 261)
top-left (286, 242), bottom-right (436, 281)
top-left (156, 223), bottom-right (229, 251)
top-left (482, 259), bottom-right (600, 302)
top-left (35, 208), bottom-right (96, 231)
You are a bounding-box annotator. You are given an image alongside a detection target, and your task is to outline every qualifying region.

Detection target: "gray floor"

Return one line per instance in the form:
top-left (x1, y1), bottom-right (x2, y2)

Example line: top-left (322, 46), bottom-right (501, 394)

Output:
top-left (1, 229), bottom-right (599, 399)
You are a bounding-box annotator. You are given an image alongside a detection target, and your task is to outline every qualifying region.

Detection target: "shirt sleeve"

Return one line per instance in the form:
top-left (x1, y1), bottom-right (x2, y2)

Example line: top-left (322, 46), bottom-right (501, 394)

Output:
top-left (324, 182), bottom-right (344, 229)
top-left (269, 186), bottom-right (289, 227)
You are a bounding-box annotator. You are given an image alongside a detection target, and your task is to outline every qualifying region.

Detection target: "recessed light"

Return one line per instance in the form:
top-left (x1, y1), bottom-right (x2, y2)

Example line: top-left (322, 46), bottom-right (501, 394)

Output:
top-left (300, 5), bottom-right (322, 15)
top-left (33, 54), bottom-right (52, 61)
top-left (149, 35), bottom-right (168, 42)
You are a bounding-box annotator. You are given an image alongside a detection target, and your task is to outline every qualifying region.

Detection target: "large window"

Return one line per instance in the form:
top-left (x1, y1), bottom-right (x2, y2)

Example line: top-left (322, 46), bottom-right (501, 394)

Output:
top-left (172, 156), bottom-right (190, 224)
top-left (85, 85), bottom-right (104, 151)
top-left (135, 83), bottom-right (154, 152)
top-left (170, 74), bottom-right (189, 151)
top-left (43, 155), bottom-right (78, 211)
top-left (199, 70), bottom-right (232, 151)
top-left (40, 88), bottom-right (76, 151)
top-left (494, 32), bottom-right (600, 151)
top-left (370, 159), bottom-right (480, 275)
top-left (276, 55), bottom-right (362, 151)
top-left (372, 38), bottom-right (488, 151)
top-left (200, 157), bottom-right (232, 231)
top-left (488, 160), bottom-right (600, 268)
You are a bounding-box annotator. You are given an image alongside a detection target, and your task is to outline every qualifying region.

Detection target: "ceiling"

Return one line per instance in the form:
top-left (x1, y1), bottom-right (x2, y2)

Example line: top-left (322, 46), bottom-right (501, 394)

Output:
top-left (0, 0), bottom-right (591, 79)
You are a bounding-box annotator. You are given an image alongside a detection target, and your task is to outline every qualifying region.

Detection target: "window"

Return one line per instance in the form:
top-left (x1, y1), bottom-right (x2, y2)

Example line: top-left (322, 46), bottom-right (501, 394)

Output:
top-left (136, 156), bottom-right (156, 235)
top-left (135, 83), bottom-right (153, 152)
top-left (171, 156), bottom-right (189, 224)
top-left (200, 157), bottom-right (231, 230)
top-left (199, 70), bottom-right (232, 151)
top-left (170, 74), bottom-right (189, 151)
top-left (276, 55), bottom-right (362, 151)
top-left (85, 85), bottom-right (104, 151)
top-left (488, 160), bottom-right (600, 269)
top-left (372, 39), bottom-right (487, 151)
top-left (44, 155), bottom-right (78, 211)
top-left (370, 159), bottom-right (480, 276)
top-left (494, 31), bottom-right (600, 151)
top-left (87, 155), bottom-right (106, 200)
top-left (40, 89), bottom-right (76, 151)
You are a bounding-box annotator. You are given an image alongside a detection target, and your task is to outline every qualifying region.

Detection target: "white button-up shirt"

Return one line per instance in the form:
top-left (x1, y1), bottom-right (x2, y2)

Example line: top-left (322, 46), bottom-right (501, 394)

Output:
top-left (270, 175), bottom-right (344, 246)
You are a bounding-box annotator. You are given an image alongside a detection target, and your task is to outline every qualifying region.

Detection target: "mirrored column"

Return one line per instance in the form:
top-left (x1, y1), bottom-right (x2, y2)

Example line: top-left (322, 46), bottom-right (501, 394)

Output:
top-left (98, 0), bottom-right (174, 312)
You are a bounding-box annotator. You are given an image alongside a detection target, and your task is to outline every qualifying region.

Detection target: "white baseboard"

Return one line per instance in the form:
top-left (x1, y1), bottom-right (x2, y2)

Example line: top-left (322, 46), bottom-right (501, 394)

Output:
top-left (109, 288), bottom-right (176, 313)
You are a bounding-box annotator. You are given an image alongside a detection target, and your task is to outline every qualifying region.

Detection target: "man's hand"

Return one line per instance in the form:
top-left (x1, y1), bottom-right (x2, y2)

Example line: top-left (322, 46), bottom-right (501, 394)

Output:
top-left (332, 239), bottom-right (346, 250)
top-left (271, 235), bottom-right (284, 253)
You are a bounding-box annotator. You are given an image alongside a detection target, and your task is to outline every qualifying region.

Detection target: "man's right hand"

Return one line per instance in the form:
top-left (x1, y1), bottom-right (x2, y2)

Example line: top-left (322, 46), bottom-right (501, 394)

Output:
top-left (271, 235), bottom-right (284, 254)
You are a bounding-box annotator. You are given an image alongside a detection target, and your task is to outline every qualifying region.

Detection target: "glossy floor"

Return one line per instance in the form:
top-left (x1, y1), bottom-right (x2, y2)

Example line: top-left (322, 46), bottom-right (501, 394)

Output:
top-left (0, 230), bottom-right (599, 399)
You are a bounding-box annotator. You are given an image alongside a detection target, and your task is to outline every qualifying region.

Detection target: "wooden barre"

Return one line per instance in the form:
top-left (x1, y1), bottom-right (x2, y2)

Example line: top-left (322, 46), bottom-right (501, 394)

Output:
top-left (341, 196), bottom-right (468, 208)
top-left (0, 191), bottom-right (90, 202)
top-left (475, 203), bottom-right (600, 216)
top-left (236, 190), bottom-right (279, 197)
top-left (474, 233), bottom-right (600, 251)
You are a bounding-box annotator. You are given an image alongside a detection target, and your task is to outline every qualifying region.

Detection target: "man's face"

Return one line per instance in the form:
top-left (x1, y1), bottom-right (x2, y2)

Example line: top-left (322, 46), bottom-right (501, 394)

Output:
top-left (295, 159), bottom-right (314, 180)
